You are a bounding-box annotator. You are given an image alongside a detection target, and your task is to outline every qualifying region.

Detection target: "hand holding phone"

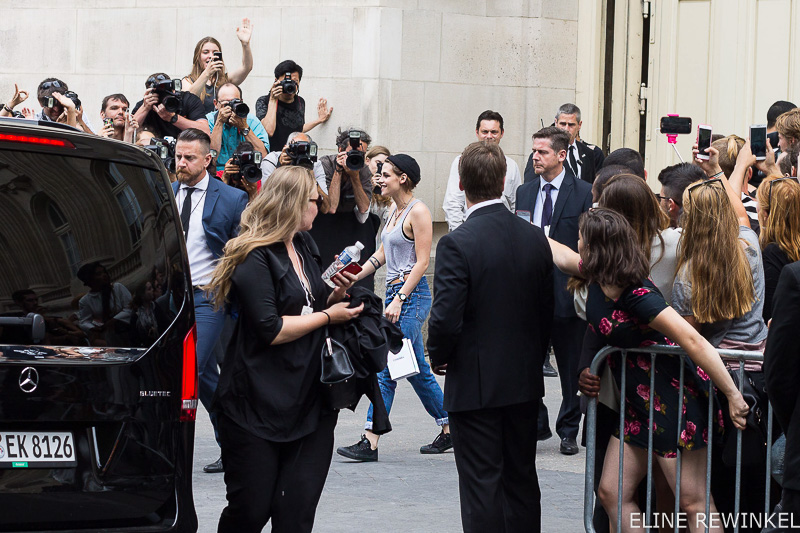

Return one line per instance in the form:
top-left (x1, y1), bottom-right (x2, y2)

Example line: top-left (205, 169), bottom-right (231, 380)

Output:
top-left (696, 125), bottom-right (712, 161)
top-left (750, 125), bottom-right (767, 161)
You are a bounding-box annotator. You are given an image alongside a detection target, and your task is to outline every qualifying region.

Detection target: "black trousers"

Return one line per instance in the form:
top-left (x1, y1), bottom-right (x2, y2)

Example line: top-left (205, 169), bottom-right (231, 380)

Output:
top-left (450, 400), bottom-right (541, 533)
top-left (539, 316), bottom-right (585, 440)
top-left (217, 411), bottom-right (338, 533)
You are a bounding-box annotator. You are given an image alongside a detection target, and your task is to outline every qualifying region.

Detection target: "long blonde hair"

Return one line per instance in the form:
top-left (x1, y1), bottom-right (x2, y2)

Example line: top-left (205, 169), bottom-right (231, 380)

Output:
top-left (677, 180), bottom-right (755, 323)
top-left (757, 175), bottom-right (800, 262)
top-left (187, 37), bottom-right (228, 88)
top-left (205, 166), bottom-right (316, 309)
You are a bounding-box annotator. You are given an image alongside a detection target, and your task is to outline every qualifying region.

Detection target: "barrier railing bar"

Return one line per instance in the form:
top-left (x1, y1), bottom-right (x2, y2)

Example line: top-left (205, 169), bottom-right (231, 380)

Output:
top-left (734, 361), bottom-right (744, 533)
top-left (646, 352), bottom-right (656, 527)
top-left (674, 355), bottom-right (685, 533)
top-left (617, 350), bottom-right (627, 533)
top-left (705, 378), bottom-right (713, 533)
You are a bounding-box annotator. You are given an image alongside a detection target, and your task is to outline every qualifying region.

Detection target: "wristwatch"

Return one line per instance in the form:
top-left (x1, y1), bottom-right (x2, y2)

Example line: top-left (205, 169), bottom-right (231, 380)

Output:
top-left (241, 127), bottom-right (250, 136)
top-left (398, 293), bottom-right (408, 302)
top-left (170, 113), bottom-right (178, 124)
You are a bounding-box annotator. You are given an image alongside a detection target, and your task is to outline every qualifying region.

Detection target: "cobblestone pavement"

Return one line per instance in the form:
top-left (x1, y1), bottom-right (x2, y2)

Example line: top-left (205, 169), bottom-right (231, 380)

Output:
top-left (192, 370), bottom-right (586, 532)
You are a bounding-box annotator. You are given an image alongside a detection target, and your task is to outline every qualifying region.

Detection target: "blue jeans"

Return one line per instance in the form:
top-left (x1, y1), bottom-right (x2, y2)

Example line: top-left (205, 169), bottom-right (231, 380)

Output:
top-left (194, 288), bottom-right (224, 445)
top-left (365, 277), bottom-right (449, 430)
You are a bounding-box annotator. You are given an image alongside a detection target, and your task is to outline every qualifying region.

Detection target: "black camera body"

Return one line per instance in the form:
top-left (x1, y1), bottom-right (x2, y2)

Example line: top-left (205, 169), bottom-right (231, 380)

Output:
top-left (149, 79), bottom-right (183, 114)
top-left (231, 148), bottom-right (263, 184)
top-left (224, 98), bottom-right (249, 118)
top-left (345, 131), bottom-right (365, 171)
top-left (45, 91), bottom-right (82, 111)
top-left (286, 140), bottom-right (318, 170)
top-left (145, 137), bottom-right (177, 173)
top-left (280, 72), bottom-right (298, 96)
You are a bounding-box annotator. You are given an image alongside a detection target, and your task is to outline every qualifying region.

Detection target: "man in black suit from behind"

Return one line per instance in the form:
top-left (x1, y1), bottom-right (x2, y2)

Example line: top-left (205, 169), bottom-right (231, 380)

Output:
top-left (516, 126), bottom-right (593, 455)
top-left (428, 141), bottom-right (554, 533)
top-left (764, 260), bottom-right (800, 526)
top-left (524, 103), bottom-right (604, 184)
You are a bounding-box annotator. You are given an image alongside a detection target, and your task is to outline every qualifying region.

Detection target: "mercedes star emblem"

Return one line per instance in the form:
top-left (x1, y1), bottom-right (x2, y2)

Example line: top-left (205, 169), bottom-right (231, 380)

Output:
top-left (19, 367), bottom-right (39, 393)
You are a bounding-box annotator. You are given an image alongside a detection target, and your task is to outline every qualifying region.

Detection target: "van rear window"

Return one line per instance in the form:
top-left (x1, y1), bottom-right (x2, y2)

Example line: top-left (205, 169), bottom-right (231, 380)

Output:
top-left (0, 151), bottom-right (186, 350)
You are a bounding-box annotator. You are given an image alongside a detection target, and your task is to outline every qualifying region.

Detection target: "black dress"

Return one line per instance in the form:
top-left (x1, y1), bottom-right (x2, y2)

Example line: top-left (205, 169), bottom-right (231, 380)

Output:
top-left (585, 278), bottom-right (720, 456)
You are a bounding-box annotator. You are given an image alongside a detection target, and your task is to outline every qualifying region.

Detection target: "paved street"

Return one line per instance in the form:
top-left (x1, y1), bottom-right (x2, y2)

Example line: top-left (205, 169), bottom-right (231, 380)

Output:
top-left (192, 369), bottom-right (586, 532)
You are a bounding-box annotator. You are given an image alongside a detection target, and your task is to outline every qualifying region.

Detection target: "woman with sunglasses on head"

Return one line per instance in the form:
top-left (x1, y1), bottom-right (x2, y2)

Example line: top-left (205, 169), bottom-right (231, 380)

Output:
top-left (549, 208), bottom-right (748, 532)
top-left (337, 154), bottom-right (452, 462)
top-left (757, 175), bottom-right (800, 323)
top-left (206, 166), bottom-right (363, 533)
top-left (181, 20), bottom-right (254, 114)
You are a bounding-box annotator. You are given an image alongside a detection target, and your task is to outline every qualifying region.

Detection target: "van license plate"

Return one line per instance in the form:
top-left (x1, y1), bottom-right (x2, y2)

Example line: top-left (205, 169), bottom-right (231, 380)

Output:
top-left (0, 432), bottom-right (76, 468)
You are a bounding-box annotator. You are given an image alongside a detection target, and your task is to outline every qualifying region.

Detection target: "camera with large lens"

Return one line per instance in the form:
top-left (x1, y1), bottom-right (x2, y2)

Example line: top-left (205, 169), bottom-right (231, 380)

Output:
top-left (286, 140), bottom-right (318, 170)
top-left (45, 91), bottom-right (82, 111)
top-left (279, 72), bottom-right (297, 96)
top-left (231, 143), bottom-right (263, 184)
top-left (149, 79), bottom-right (183, 114)
top-left (145, 137), bottom-right (177, 173)
top-left (345, 131), bottom-right (365, 171)
top-left (224, 98), bottom-right (249, 118)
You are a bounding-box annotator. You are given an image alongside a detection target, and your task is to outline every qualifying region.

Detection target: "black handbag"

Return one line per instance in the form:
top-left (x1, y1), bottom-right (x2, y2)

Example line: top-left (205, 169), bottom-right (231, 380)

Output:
top-left (320, 328), bottom-right (359, 410)
top-left (721, 368), bottom-right (769, 467)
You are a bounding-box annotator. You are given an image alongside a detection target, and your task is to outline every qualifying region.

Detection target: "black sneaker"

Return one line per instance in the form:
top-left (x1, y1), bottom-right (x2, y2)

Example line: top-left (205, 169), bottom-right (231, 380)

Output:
top-left (420, 431), bottom-right (453, 454)
top-left (336, 435), bottom-right (378, 462)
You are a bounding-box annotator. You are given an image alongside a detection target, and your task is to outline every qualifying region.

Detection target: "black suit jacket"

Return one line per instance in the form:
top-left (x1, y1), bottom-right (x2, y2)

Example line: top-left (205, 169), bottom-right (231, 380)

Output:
top-left (427, 203), bottom-right (554, 412)
top-left (764, 260), bottom-right (800, 491)
top-left (523, 140), bottom-right (604, 184)
top-left (515, 168), bottom-right (593, 318)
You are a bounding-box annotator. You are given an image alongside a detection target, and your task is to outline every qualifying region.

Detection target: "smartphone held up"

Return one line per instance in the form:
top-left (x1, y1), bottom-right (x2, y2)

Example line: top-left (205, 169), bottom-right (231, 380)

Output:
top-left (696, 125), bottom-right (712, 161)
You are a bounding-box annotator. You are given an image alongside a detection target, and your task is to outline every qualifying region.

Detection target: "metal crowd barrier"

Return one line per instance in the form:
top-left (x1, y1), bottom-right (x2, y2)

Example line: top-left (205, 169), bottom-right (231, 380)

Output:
top-left (583, 345), bottom-right (772, 533)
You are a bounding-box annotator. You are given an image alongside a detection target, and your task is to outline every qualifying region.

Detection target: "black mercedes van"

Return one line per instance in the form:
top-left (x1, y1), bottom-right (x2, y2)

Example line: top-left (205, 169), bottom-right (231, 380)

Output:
top-left (0, 118), bottom-right (197, 532)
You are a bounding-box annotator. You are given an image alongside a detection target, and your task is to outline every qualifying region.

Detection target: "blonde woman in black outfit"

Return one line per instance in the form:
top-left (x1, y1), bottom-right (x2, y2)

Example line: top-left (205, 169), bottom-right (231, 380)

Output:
top-left (206, 166), bottom-right (363, 533)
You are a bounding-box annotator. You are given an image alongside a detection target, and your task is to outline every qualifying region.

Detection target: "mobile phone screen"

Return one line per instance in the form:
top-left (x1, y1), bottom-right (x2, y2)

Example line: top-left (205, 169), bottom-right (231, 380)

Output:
top-left (697, 126), bottom-right (712, 158)
top-left (750, 125), bottom-right (767, 160)
top-left (660, 116), bottom-right (692, 135)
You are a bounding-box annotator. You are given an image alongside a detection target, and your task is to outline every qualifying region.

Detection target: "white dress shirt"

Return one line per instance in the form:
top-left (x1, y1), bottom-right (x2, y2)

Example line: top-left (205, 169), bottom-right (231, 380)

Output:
top-left (176, 173), bottom-right (216, 286)
top-left (532, 167), bottom-right (566, 232)
top-left (465, 198), bottom-right (504, 220)
top-left (442, 154), bottom-right (522, 232)
top-left (567, 142), bottom-right (582, 181)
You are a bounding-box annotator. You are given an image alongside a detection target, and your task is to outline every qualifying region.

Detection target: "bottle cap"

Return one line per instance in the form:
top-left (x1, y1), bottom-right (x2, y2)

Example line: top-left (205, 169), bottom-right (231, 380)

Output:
top-left (355, 241), bottom-right (364, 250)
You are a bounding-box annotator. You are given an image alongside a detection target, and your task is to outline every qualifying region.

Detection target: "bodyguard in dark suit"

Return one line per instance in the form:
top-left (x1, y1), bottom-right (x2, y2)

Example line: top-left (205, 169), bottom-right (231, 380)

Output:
top-left (764, 260), bottom-right (800, 524)
top-left (172, 128), bottom-right (248, 473)
top-left (428, 141), bottom-right (554, 533)
top-left (523, 103), bottom-right (604, 185)
top-left (516, 126), bottom-right (593, 455)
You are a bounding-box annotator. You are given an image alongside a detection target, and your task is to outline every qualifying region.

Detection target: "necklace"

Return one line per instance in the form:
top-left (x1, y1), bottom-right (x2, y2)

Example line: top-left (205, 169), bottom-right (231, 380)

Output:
top-left (392, 196), bottom-right (413, 225)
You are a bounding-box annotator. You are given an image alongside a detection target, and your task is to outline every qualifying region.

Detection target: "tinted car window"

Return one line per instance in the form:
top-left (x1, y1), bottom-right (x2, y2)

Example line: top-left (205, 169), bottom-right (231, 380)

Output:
top-left (0, 151), bottom-right (184, 350)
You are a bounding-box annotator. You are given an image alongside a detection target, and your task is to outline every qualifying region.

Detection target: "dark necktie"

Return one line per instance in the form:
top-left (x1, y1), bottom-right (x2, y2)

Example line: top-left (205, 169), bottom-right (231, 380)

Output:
top-left (542, 183), bottom-right (554, 227)
top-left (568, 145), bottom-right (580, 177)
top-left (180, 187), bottom-right (195, 238)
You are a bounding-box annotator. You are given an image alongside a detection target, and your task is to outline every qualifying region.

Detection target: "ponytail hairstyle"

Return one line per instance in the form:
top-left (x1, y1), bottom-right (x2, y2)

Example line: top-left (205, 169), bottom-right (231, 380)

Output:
top-left (711, 135), bottom-right (746, 179)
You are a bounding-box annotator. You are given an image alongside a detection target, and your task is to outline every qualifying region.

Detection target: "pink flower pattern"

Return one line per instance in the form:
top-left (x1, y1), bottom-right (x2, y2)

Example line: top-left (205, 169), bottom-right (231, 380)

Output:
top-left (636, 384), bottom-right (650, 401)
top-left (611, 310), bottom-right (631, 323)
top-left (696, 367), bottom-right (710, 381)
top-left (636, 355), bottom-right (651, 372)
top-left (598, 317), bottom-right (612, 336)
top-left (632, 287), bottom-right (651, 296)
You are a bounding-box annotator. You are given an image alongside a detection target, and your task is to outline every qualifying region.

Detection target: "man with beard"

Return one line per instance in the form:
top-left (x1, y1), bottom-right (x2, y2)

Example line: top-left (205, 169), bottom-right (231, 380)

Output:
top-left (99, 94), bottom-right (139, 143)
top-left (172, 128), bottom-right (248, 474)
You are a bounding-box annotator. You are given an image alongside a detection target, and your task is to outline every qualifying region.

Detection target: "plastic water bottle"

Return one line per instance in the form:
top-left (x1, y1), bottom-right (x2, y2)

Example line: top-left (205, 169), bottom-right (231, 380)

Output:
top-left (322, 241), bottom-right (365, 288)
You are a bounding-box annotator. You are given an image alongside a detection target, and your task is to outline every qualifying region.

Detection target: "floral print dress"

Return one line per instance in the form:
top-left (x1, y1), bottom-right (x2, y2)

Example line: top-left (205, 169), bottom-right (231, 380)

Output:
top-left (585, 278), bottom-right (718, 457)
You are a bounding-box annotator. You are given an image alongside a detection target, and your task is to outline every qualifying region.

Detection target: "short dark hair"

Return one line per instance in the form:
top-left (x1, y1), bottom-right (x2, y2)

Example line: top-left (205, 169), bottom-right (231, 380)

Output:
top-left (578, 208), bottom-right (650, 288)
top-left (37, 77), bottom-right (68, 104)
top-left (458, 141), bottom-right (506, 203)
top-left (602, 148), bottom-right (645, 179)
top-left (532, 126), bottom-right (570, 154)
top-left (101, 93), bottom-right (129, 113)
top-left (274, 60), bottom-right (303, 81)
top-left (657, 162), bottom-right (704, 206)
top-left (592, 164), bottom-right (634, 201)
top-left (217, 82), bottom-right (243, 99)
top-left (768, 100), bottom-right (797, 128)
top-left (177, 128), bottom-right (211, 153)
top-left (475, 110), bottom-right (504, 131)
top-left (11, 289), bottom-right (35, 304)
top-left (335, 127), bottom-right (372, 151)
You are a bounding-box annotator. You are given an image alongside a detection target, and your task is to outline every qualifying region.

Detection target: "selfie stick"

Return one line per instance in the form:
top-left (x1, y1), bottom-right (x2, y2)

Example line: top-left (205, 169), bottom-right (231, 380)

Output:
top-left (665, 113), bottom-right (684, 163)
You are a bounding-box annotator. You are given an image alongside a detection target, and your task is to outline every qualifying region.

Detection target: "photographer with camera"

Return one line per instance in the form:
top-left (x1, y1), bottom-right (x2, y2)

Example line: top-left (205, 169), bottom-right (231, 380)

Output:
top-left (255, 60), bottom-right (332, 151)
top-left (220, 142), bottom-right (261, 202)
top-left (206, 83), bottom-right (267, 172)
top-left (261, 132), bottom-right (330, 212)
top-left (35, 78), bottom-right (94, 133)
top-left (132, 73), bottom-right (209, 140)
top-left (99, 94), bottom-right (139, 143)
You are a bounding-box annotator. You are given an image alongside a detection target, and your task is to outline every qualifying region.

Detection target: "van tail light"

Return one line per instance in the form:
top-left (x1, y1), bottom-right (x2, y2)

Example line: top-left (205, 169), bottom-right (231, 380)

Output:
top-left (181, 324), bottom-right (198, 422)
top-left (0, 133), bottom-right (75, 148)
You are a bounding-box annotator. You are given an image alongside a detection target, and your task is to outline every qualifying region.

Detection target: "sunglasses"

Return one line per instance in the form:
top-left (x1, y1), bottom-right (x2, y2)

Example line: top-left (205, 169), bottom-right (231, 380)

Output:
top-left (146, 74), bottom-right (169, 87)
top-left (768, 176), bottom-right (800, 210)
top-left (687, 177), bottom-right (723, 194)
top-left (40, 80), bottom-right (64, 91)
top-left (309, 197), bottom-right (323, 209)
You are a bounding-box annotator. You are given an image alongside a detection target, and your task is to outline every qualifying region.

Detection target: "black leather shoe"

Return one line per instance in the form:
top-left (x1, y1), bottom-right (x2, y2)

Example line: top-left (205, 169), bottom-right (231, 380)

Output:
top-left (203, 456), bottom-right (224, 473)
top-left (420, 431), bottom-right (453, 454)
top-left (543, 360), bottom-right (558, 378)
top-left (336, 435), bottom-right (378, 462)
top-left (537, 427), bottom-right (553, 441)
top-left (559, 437), bottom-right (579, 455)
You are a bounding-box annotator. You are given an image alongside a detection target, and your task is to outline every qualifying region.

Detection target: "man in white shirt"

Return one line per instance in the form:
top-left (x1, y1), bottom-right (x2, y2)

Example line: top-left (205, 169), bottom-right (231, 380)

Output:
top-left (172, 128), bottom-right (248, 474)
top-left (442, 110), bottom-right (522, 232)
